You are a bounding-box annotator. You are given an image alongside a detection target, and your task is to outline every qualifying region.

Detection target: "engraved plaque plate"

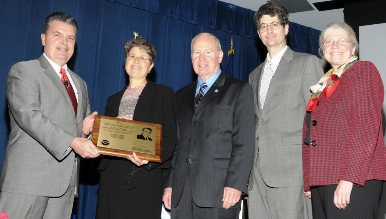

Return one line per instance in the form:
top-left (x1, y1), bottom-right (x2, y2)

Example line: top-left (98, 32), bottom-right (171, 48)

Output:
top-left (91, 115), bottom-right (162, 163)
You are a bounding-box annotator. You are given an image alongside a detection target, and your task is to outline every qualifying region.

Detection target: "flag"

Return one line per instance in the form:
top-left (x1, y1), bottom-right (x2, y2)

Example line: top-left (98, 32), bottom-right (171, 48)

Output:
top-left (225, 36), bottom-right (234, 77)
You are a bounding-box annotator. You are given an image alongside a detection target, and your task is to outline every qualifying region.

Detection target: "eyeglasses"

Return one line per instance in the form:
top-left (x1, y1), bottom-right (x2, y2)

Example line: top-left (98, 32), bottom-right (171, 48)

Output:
top-left (323, 38), bottom-right (351, 47)
top-left (127, 54), bottom-right (151, 62)
top-left (259, 21), bottom-right (282, 32)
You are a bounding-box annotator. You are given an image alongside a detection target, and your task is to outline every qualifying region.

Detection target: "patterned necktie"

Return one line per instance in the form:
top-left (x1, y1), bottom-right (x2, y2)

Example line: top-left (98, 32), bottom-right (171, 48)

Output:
top-left (195, 82), bottom-right (207, 107)
top-left (259, 60), bottom-right (274, 109)
top-left (60, 68), bottom-right (78, 115)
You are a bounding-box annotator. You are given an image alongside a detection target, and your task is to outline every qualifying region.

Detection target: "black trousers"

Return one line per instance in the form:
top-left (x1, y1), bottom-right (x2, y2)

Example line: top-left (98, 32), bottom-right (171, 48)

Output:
top-left (171, 168), bottom-right (240, 219)
top-left (311, 180), bottom-right (383, 219)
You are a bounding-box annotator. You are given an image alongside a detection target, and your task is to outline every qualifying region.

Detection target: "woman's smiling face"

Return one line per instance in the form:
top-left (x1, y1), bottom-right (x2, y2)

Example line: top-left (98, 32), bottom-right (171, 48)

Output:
top-left (322, 28), bottom-right (356, 70)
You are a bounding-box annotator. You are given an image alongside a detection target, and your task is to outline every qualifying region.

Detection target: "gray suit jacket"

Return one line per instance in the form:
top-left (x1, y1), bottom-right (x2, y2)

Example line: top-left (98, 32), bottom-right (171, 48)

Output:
top-left (248, 48), bottom-right (323, 188)
top-left (0, 55), bottom-right (90, 197)
top-left (168, 73), bottom-right (256, 208)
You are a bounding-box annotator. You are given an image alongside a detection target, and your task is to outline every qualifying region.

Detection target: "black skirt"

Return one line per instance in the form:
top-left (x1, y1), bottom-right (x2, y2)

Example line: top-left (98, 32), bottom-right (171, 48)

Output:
top-left (96, 158), bottom-right (164, 219)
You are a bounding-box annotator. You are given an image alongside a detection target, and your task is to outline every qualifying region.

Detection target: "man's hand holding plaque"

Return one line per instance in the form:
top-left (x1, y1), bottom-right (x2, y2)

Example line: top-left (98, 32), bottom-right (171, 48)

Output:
top-left (82, 111), bottom-right (98, 138)
top-left (90, 115), bottom-right (162, 163)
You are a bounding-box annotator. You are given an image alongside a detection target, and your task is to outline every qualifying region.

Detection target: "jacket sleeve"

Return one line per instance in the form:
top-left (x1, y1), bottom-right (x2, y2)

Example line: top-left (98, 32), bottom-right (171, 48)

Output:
top-left (338, 61), bottom-right (384, 186)
top-left (224, 83), bottom-right (256, 194)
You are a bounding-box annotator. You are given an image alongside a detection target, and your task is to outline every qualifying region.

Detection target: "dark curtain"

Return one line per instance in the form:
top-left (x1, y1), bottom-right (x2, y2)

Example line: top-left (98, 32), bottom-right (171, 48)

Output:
top-left (0, 0), bottom-right (321, 218)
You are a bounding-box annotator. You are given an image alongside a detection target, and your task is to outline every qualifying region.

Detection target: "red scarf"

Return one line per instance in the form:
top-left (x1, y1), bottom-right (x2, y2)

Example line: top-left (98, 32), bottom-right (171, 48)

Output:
top-left (306, 59), bottom-right (359, 112)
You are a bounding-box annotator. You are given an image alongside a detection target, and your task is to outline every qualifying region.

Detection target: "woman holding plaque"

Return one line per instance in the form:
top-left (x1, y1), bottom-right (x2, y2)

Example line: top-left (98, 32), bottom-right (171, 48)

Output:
top-left (96, 38), bottom-right (178, 219)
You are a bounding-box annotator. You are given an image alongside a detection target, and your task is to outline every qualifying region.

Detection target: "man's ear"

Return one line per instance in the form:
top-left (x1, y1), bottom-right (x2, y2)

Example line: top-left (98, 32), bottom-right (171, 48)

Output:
top-left (41, 33), bottom-right (46, 46)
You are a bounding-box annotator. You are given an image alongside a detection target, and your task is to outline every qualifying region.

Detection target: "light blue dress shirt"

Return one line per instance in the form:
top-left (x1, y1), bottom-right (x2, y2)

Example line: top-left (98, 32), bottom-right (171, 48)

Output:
top-left (195, 69), bottom-right (222, 96)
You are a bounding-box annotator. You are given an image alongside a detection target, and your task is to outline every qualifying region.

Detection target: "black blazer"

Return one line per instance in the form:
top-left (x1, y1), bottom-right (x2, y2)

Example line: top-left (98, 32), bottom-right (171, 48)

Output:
top-left (168, 73), bottom-right (256, 208)
top-left (98, 80), bottom-right (178, 171)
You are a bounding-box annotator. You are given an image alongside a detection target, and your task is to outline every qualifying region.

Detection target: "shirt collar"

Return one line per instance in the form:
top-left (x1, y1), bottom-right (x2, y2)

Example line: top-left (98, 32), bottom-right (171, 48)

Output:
top-left (196, 69), bottom-right (221, 95)
top-left (43, 53), bottom-right (68, 77)
top-left (266, 46), bottom-right (288, 73)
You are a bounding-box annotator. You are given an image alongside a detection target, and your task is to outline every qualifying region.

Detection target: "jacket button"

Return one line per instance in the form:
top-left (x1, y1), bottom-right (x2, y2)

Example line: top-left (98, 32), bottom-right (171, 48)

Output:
top-left (260, 118), bottom-right (264, 122)
top-left (256, 137), bottom-right (259, 141)
top-left (312, 120), bottom-right (317, 126)
top-left (193, 119), bottom-right (197, 123)
top-left (311, 140), bottom-right (317, 146)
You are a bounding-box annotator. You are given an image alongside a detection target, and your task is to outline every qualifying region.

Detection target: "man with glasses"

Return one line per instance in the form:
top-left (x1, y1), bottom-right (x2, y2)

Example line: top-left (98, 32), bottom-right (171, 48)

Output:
top-left (247, 2), bottom-right (323, 219)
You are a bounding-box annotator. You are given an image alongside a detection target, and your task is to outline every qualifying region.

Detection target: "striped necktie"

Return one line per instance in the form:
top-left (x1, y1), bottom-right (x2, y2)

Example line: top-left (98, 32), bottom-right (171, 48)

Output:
top-left (195, 82), bottom-right (207, 107)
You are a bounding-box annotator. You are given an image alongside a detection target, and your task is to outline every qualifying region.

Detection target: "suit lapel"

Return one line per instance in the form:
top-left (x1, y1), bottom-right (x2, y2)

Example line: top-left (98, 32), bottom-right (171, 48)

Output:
top-left (263, 49), bottom-right (293, 111)
top-left (195, 73), bottom-right (226, 111)
top-left (249, 65), bottom-right (263, 116)
top-left (134, 80), bottom-right (155, 114)
top-left (110, 88), bottom-right (126, 117)
top-left (68, 69), bottom-right (83, 119)
top-left (255, 64), bottom-right (265, 115)
top-left (39, 56), bottom-right (75, 114)
top-left (187, 82), bottom-right (196, 113)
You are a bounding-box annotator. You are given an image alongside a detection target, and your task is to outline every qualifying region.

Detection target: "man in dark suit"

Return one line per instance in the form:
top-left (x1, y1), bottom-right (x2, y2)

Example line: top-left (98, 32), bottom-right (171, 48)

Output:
top-left (137, 127), bottom-right (153, 141)
top-left (162, 32), bottom-right (255, 219)
top-left (247, 2), bottom-right (323, 219)
top-left (0, 12), bottom-right (99, 218)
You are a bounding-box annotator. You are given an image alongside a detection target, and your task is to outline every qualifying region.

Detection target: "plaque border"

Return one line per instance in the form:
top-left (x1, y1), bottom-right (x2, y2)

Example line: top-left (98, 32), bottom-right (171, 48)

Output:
top-left (91, 115), bottom-right (162, 163)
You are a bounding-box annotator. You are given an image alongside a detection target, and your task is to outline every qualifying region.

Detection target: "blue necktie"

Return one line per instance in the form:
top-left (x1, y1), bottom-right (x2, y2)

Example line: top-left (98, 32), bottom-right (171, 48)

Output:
top-left (195, 82), bottom-right (207, 107)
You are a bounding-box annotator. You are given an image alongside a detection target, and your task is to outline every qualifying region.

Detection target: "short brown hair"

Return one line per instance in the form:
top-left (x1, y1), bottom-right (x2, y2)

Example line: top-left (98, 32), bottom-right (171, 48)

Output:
top-left (124, 38), bottom-right (156, 64)
top-left (254, 2), bottom-right (289, 30)
top-left (43, 12), bottom-right (77, 35)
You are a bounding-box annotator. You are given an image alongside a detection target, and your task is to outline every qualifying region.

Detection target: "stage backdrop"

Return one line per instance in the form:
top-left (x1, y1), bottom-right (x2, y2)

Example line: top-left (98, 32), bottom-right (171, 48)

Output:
top-left (0, 0), bottom-right (321, 218)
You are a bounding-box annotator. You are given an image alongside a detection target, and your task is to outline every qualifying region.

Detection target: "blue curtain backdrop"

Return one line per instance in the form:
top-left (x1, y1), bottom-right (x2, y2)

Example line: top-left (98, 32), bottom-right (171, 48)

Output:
top-left (0, 0), bottom-right (321, 218)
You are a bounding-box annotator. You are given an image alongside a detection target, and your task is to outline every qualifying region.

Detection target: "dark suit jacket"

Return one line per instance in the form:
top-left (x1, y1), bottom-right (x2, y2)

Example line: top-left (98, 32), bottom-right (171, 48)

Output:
top-left (168, 73), bottom-right (256, 208)
top-left (98, 80), bottom-right (178, 171)
top-left (302, 61), bottom-right (386, 191)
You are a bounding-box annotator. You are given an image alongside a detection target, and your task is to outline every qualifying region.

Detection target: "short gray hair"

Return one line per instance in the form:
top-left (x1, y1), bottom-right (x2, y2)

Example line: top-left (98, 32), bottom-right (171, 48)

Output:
top-left (319, 21), bottom-right (359, 58)
top-left (191, 33), bottom-right (222, 54)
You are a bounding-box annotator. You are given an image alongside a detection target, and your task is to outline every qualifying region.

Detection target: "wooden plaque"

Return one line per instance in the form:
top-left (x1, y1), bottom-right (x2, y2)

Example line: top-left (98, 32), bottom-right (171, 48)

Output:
top-left (91, 115), bottom-right (162, 163)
